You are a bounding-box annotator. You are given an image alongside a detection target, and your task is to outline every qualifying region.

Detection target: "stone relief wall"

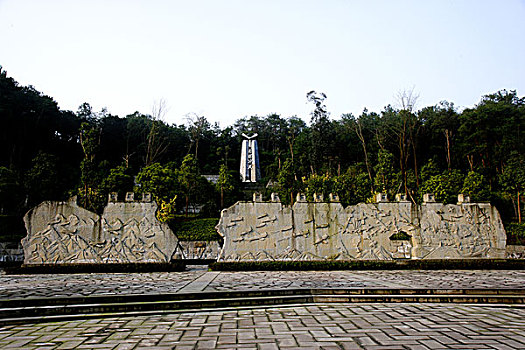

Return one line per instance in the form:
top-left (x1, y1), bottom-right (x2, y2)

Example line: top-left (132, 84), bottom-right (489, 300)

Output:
top-left (22, 194), bottom-right (179, 264)
top-left (216, 194), bottom-right (507, 261)
top-left (506, 245), bottom-right (525, 259)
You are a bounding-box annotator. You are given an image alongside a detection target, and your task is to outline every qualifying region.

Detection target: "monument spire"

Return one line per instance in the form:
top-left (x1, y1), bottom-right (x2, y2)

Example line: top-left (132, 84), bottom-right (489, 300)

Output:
top-left (240, 133), bottom-right (260, 182)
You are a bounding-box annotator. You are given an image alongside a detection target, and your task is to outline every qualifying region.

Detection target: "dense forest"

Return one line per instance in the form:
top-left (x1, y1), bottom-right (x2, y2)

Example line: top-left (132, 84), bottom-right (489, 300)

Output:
top-left (0, 67), bottom-right (524, 242)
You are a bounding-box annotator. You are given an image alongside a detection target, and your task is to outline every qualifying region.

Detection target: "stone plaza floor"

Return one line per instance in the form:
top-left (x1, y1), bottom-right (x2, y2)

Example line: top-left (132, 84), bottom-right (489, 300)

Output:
top-left (1, 269), bottom-right (524, 299)
top-left (0, 269), bottom-right (524, 349)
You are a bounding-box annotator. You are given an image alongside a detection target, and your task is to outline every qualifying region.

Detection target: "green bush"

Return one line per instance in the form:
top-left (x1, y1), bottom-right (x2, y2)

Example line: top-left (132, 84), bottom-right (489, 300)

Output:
top-left (506, 222), bottom-right (525, 245)
top-left (389, 231), bottom-right (411, 240)
top-left (5, 262), bottom-right (186, 275)
top-left (170, 218), bottom-right (220, 241)
top-left (210, 259), bottom-right (525, 271)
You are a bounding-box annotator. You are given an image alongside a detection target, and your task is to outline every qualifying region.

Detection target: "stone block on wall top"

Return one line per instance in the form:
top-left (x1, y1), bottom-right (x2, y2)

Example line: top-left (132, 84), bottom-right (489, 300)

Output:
top-left (109, 192), bottom-right (118, 202)
top-left (329, 193), bottom-right (340, 202)
top-left (423, 193), bottom-right (435, 203)
top-left (296, 193), bottom-right (307, 202)
top-left (375, 193), bottom-right (388, 202)
top-left (270, 193), bottom-right (280, 202)
top-left (395, 193), bottom-right (409, 202)
top-left (253, 192), bottom-right (263, 202)
top-left (125, 192), bottom-right (135, 202)
top-left (142, 192), bottom-right (152, 202)
top-left (314, 193), bottom-right (324, 202)
top-left (457, 194), bottom-right (470, 204)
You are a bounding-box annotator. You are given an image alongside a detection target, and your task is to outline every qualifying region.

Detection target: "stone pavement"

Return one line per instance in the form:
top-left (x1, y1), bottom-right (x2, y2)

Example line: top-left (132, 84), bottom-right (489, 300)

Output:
top-left (1, 303), bottom-right (524, 349)
top-left (1, 270), bottom-right (524, 299)
top-left (0, 269), bottom-right (524, 349)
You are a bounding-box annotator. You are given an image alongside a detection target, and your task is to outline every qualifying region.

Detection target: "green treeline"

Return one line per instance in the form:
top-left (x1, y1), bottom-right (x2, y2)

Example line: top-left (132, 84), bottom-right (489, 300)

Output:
top-left (0, 68), bottom-right (524, 242)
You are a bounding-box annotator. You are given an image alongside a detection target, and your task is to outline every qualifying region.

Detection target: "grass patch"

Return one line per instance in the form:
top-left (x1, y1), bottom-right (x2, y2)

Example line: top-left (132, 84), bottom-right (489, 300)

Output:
top-left (169, 218), bottom-right (220, 241)
top-left (4, 261), bottom-right (186, 275)
top-left (210, 259), bottom-right (525, 271)
top-left (389, 231), bottom-right (411, 240)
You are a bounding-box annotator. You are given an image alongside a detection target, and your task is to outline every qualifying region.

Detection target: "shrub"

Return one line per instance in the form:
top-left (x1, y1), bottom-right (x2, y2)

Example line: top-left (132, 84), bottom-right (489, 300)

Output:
top-left (209, 259), bottom-right (525, 271)
top-left (5, 262), bottom-right (186, 275)
top-left (170, 218), bottom-right (220, 241)
top-left (506, 222), bottom-right (525, 245)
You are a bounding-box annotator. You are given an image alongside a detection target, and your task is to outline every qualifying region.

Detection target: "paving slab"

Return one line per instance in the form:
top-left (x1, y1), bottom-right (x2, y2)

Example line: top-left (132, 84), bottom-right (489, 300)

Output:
top-left (0, 303), bottom-right (524, 349)
top-left (1, 270), bottom-right (524, 299)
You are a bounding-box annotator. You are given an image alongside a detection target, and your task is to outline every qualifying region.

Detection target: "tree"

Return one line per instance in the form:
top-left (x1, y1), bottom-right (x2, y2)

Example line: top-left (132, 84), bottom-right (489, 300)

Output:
top-left (264, 114), bottom-right (288, 170)
top-left (25, 152), bottom-right (61, 206)
top-left (216, 164), bottom-right (234, 209)
top-left (395, 88), bottom-right (419, 112)
top-left (500, 153), bottom-right (525, 223)
top-left (4, 67), bottom-right (525, 230)
top-left (98, 114), bottom-right (129, 167)
top-left (276, 158), bottom-right (302, 205)
top-left (419, 169), bottom-right (464, 204)
top-left (307, 91), bottom-right (335, 173)
top-left (0, 167), bottom-right (23, 215)
top-left (458, 90), bottom-right (524, 181)
top-left (286, 116), bottom-right (306, 166)
top-left (420, 158), bottom-right (441, 183)
top-left (78, 121), bottom-right (104, 212)
top-left (304, 173), bottom-right (333, 201)
top-left (383, 89), bottom-right (421, 195)
top-left (135, 162), bottom-right (180, 222)
top-left (135, 163), bottom-right (179, 201)
top-left (353, 171), bottom-right (374, 204)
top-left (373, 150), bottom-right (397, 198)
top-left (145, 99), bottom-right (169, 167)
top-left (186, 113), bottom-right (210, 160)
top-left (419, 102), bottom-right (459, 170)
top-left (461, 171), bottom-right (490, 202)
top-left (179, 154), bottom-right (199, 216)
top-left (331, 166), bottom-right (374, 205)
top-left (100, 164), bottom-right (134, 197)
top-left (77, 102), bottom-right (94, 120)
top-left (345, 111), bottom-right (376, 194)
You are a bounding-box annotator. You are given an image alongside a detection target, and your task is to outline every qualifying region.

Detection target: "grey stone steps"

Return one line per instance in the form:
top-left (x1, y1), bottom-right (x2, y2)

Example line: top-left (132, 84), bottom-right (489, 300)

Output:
top-left (0, 294), bottom-right (314, 320)
top-left (311, 288), bottom-right (525, 295)
top-left (0, 289), bottom-right (307, 308)
top-left (313, 294), bottom-right (525, 304)
top-left (0, 289), bottom-right (524, 326)
top-left (2, 288), bottom-right (523, 309)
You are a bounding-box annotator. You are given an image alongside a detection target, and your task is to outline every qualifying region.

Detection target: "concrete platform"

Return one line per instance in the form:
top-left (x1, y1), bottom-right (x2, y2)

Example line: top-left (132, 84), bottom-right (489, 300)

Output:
top-left (0, 269), bottom-right (524, 349)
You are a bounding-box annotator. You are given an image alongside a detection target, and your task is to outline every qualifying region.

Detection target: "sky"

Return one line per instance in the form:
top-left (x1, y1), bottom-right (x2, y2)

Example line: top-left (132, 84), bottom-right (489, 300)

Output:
top-left (1, 0), bottom-right (524, 127)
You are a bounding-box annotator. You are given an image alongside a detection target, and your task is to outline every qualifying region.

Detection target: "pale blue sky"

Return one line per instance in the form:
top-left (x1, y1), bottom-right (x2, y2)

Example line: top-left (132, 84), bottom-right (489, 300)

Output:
top-left (1, 0), bottom-right (524, 126)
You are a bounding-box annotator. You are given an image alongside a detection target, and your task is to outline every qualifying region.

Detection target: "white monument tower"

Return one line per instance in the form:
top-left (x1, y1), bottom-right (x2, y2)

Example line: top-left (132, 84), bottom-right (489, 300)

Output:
top-left (240, 133), bottom-right (261, 182)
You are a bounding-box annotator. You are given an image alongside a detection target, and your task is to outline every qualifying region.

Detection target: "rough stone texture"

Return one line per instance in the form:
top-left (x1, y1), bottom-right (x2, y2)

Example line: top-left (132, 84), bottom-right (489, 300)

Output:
top-left (419, 202), bottom-right (506, 259)
top-left (216, 199), bottom-right (506, 261)
top-left (0, 242), bottom-right (23, 262)
top-left (507, 244), bottom-right (525, 259)
top-left (22, 197), bottom-right (178, 264)
top-left (176, 241), bottom-right (220, 259)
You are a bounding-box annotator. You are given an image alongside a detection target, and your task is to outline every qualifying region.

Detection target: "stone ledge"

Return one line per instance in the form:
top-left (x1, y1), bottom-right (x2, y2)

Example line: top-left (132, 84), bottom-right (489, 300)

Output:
top-left (1, 286), bottom-right (524, 326)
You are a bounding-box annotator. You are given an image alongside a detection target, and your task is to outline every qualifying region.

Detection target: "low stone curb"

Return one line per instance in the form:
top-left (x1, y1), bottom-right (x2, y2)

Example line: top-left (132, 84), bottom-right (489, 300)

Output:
top-left (1, 288), bottom-right (524, 326)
